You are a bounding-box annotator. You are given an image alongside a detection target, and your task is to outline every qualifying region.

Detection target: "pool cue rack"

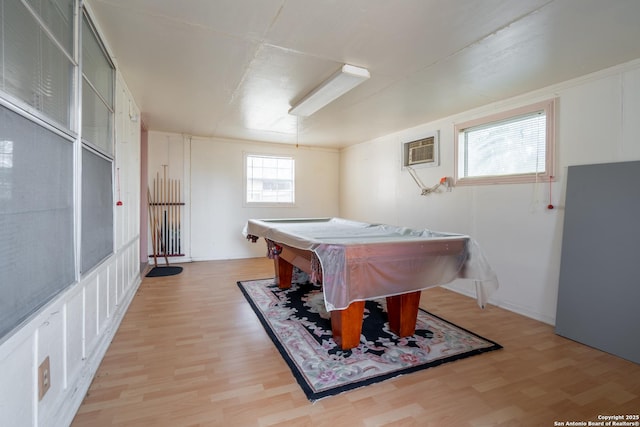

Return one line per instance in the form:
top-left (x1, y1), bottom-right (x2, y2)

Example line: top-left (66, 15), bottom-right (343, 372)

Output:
top-left (147, 167), bottom-right (185, 266)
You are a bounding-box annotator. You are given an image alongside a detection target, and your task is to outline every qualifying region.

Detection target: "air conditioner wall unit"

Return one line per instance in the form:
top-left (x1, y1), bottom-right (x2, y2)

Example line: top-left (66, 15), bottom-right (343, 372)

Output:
top-left (402, 131), bottom-right (439, 168)
top-left (408, 138), bottom-right (434, 165)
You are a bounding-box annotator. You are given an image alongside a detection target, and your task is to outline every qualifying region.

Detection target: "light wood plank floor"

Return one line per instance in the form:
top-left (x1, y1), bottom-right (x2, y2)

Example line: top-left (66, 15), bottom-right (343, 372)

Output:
top-left (72, 258), bottom-right (640, 426)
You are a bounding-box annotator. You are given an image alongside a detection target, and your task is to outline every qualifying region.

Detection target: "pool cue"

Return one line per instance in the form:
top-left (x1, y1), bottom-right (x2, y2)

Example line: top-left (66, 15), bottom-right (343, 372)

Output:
top-left (166, 168), bottom-right (170, 256)
top-left (173, 179), bottom-right (177, 255)
top-left (171, 179), bottom-right (176, 255)
top-left (173, 179), bottom-right (177, 254)
top-left (166, 176), bottom-right (171, 255)
top-left (159, 179), bottom-right (169, 266)
top-left (162, 166), bottom-right (166, 254)
top-left (176, 180), bottom-right (182, 253)
top-left (155, 172), bottom-right (160, 260)
top-left (152, 184), bottom-right (168, 266)
top-left (147, 188), bottom-right (157, 267)
top-left (158, 170), bottom-right (169, 265)
top-left (154, 175), bottom-right (159, 261)
top-left (169, 178), bottom-right (174, 255)
top-left (163, 209), bottom-right (167, 256)
top-left (168, 178), bottom-right (172, 255)
top-left (158, 217), bottom-right (168, 266)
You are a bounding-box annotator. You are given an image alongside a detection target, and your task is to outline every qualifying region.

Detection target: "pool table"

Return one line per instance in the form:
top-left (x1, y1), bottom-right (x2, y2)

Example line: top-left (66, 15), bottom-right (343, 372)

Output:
top-left (244, 218), bottom-right (498, 350)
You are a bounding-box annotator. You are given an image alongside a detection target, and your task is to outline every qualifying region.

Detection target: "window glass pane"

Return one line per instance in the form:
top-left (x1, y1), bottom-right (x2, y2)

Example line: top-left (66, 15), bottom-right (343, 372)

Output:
top-left (82, 79), bottom-right (113, 155)
top-left (0, 104), bottom-right (74, 340)
top-left (26, 0), bottom-right (75, 55)
top-left (40, 32), bottom-right (74, 126)
top-left (82, 16), bottom-right (113, 107)
top-left (2, 3), bottom-right (40, 105)
top-left (80, 147), bottom-right (113, 273)
top-left (246, 155), bottom-right (295, 204)
top-left (456, 101), bottom-right (553, 187)
top-left (462, 112), bottom-right (546, 178)
top-left (2, 1), bottom-right (73, 127)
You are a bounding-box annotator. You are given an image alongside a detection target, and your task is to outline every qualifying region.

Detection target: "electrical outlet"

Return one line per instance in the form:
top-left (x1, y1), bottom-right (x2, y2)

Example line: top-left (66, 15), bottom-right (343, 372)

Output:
top-left (38, 356), bottom-right (50, 400)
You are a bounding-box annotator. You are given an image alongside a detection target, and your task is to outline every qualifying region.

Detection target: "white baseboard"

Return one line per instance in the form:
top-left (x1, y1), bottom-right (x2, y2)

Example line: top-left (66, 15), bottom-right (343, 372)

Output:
top-left (55, 273), bottom-right (142, 427)
top-left (441, 285), bottom-right (556, 326)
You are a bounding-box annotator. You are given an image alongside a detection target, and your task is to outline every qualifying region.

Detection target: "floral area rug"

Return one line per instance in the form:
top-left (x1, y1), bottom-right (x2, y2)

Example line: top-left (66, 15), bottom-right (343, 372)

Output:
top-left (237, 277), bottom-right (502, 401)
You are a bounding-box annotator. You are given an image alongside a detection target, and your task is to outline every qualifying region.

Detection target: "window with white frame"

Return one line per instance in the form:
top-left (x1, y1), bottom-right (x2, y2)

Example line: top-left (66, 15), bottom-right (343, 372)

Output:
top-left (455, 99), bottom-right (555, 185)
top-left (80, 11), bottom-right (115, 273)
top-left (81, 11), bottom-right (115, 156)
top-left (0, 0), bottom-right (77, 340)
top-left (1, 0), bottom-right (75, 129)
top-left (245, 154), bottom-right (295, 204)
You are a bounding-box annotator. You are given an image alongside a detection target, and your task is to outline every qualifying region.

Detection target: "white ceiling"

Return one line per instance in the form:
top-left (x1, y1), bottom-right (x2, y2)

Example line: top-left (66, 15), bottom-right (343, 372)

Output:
top-left (87, 0), bottom-right (640, 149)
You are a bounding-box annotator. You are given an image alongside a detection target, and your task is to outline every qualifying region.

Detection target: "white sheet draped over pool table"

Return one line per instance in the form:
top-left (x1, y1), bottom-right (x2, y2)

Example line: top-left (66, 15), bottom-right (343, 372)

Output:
top-left (244, 218), bottom-right (498, 311)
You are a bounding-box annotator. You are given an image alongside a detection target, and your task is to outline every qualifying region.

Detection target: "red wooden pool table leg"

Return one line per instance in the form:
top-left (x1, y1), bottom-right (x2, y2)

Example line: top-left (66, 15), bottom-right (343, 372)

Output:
top-left (386, 291), bottom-right (422, 337)
top-left (330, 301), bottom-right (365, 350)
top-left (274, 254), bottom-right (293, 289)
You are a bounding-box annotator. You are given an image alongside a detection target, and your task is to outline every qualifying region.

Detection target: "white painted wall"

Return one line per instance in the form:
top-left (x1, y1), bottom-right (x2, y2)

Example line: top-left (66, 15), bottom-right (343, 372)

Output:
top-left (340, 59), bottom-right (640, 325)
top-left (147, 133), bottom-right (340, 261)
top-left (0, 73), bottom-right (142, 427)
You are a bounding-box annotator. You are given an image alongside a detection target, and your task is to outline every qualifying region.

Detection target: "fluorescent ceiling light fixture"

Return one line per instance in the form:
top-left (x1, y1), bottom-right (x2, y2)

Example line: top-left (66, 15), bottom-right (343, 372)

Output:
top-left (289, 64), bottom-right (370, 117)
